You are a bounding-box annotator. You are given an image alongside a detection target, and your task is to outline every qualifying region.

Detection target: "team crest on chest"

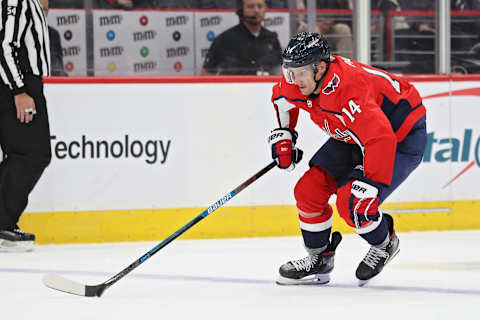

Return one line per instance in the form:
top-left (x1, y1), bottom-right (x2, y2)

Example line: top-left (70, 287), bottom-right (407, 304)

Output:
top-left (322, 73), bottom-right (340, 95)
top-left (307, 100), bottom-right (312, 108)
top-left (321, 120), bottom-right (351, 142)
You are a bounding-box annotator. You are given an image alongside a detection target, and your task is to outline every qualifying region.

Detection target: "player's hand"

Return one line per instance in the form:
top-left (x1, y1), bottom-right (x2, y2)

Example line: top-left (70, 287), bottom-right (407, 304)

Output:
top-left (350, 180), bottom-right (380, 228)
top-left (268, 128), bottom-right (303, 171)
top-left (14, 92), bottom-right (36, 124)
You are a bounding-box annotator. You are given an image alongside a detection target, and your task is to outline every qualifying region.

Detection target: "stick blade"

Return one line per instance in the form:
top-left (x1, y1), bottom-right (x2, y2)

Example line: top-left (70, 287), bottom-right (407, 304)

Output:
top-left (43, 273), bottom-right (107, 297)
top-left (43, 273), bottom-right (88, 296)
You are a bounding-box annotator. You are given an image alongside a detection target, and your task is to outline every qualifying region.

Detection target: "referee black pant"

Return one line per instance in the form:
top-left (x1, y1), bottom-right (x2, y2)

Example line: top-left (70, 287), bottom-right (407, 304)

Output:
top-left (0, 75), bottom-right (51, 230)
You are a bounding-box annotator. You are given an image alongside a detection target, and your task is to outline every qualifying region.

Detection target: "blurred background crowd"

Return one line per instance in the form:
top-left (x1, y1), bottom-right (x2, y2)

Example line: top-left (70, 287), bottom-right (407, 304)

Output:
top-left (46, 0), bottom-right (480, 76)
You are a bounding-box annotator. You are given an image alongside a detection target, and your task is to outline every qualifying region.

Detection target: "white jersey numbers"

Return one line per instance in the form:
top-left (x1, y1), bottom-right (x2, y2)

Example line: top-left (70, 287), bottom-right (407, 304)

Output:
top-left (340, 56), bottom-right (356, 67)
top-left (342, 100), bottom-right (362, 123)
top-left (361, 66), bottom-right (401, 94)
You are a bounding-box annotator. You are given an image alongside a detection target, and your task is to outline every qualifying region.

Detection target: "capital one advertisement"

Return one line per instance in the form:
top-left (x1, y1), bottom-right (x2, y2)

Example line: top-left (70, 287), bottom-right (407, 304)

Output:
top-left (93, 11), bottom-right (194, 76)
top-left (397, 81), bottom-right (480, 202)
top-left (47, 9), bottom-right (87, 76)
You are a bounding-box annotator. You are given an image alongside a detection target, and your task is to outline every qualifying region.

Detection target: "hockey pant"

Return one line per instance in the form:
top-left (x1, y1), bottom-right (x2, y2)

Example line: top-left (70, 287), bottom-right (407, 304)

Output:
top-left (295, 116), bottom-right (426, 250)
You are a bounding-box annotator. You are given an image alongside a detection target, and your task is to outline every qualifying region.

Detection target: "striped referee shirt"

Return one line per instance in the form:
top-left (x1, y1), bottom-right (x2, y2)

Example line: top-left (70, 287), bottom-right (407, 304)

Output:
top-left (0, 0), bottom-right (50, 94)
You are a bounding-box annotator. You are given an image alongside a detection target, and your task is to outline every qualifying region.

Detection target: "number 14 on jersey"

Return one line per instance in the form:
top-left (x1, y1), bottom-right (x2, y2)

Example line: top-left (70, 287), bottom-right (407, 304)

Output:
top-left (342, 100), bottom-right (362, 122)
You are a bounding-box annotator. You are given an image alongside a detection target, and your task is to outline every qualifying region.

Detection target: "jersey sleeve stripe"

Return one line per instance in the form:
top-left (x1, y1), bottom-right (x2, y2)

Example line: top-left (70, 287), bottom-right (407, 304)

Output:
top-left (395, 108), bottom-right (426, 142)
top-left (274, 97), bottom-right (297, 112)
top-left (318, 106), bottom-right (342, 115)
top-left (273, 95), bottom-right (307, 104)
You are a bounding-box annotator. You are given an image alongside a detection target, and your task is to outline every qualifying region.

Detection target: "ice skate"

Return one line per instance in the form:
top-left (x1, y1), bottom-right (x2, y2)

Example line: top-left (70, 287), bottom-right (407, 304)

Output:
top-left (276, 231), bottom-right (342, 285)
top-left (0, 227), bottom-right (35, 252)
top-left (356, 213), bottom-right (399, 286)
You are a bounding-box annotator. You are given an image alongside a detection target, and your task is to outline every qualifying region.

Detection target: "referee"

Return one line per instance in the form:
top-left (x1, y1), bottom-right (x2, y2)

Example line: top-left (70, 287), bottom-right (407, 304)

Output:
top-left (0, 0), bottom-right (51, 251)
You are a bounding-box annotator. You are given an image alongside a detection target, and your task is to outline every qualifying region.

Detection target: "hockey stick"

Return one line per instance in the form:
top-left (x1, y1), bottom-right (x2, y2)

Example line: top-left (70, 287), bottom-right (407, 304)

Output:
top-left (43, 161), bottom-right (277, 297)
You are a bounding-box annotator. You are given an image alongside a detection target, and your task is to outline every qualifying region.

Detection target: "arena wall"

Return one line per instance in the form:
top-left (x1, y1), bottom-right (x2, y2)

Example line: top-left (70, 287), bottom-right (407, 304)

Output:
top-left (17, 75), bottom-right (480, 243)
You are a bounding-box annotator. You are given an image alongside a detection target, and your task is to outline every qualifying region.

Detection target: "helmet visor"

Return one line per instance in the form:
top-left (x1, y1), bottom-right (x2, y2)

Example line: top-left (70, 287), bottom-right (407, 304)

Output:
top-left (282, 64), bottom-right (315, 84)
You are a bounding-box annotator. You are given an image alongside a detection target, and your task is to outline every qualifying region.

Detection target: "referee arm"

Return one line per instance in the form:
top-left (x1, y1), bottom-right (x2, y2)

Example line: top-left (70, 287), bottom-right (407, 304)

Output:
top-left (0, 0), bottom-right (36, 123)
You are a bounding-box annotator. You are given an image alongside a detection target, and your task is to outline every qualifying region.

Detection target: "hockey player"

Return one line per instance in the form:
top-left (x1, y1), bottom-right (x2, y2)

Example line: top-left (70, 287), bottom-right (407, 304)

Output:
top-left (269, 32), bottom-right (426, 286)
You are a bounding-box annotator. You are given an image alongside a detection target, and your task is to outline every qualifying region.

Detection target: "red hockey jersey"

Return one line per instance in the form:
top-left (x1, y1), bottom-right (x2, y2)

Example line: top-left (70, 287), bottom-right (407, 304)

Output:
top-left (271, 55), bottom-right (426, 186)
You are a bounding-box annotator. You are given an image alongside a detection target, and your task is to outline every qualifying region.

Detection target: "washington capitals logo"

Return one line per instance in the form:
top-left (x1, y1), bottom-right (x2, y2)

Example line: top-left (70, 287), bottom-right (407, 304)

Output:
top-left (321, 120), bottom-right (351, 142)
top-left (322, 73), bottom-right (340, 95)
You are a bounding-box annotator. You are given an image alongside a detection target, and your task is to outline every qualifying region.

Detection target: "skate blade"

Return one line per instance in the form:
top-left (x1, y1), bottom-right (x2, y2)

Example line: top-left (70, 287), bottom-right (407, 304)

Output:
top-left (357, 249), bottom-right (401, 287)
top-left (386, 248), bottom-right (400, 265)
top-left (276, 273), bottom-right (330, 286)
top-left (0, 239), bottom-right (35, 252)
top-left (358, 279), bottom-right (369, 287)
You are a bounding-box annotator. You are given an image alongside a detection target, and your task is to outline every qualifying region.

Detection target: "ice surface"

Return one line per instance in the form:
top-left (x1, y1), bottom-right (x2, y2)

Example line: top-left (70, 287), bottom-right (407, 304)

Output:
top-left (1, 230), bottom-right (479, 320)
